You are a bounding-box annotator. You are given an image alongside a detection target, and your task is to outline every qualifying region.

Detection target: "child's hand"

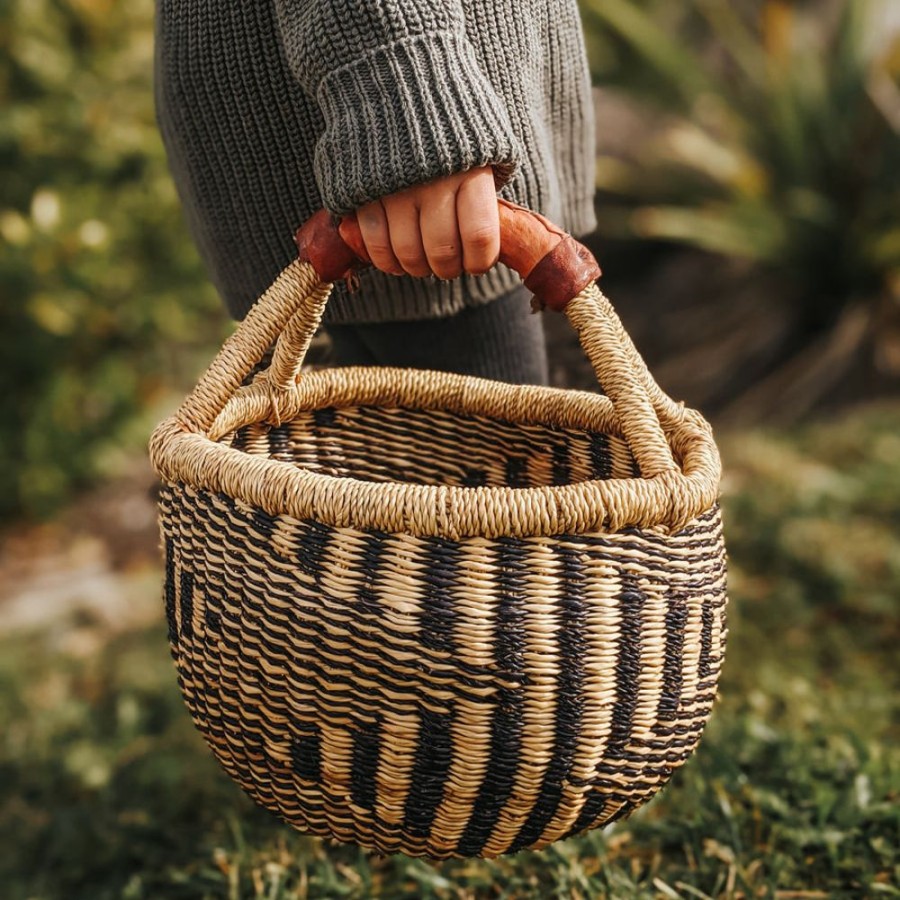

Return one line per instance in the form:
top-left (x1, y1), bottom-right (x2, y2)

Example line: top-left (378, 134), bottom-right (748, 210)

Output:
top-left (356, 166), bottom-right (500, 280)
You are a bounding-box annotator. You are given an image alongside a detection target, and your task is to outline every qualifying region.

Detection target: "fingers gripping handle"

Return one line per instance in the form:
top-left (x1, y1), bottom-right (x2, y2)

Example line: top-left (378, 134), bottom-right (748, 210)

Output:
top-left (295, 198), bottom-right (602, 312)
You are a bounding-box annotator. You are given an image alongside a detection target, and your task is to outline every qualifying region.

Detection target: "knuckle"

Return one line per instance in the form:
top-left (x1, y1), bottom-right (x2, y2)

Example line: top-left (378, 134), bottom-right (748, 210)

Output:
top-left (396, 253), bottom-right (430, 277)
top-left (464, 243), bottom-right (499, 276)
top-left (466, 227), bottom-right (497, 249)
top-left (396, 255), bottom-right (424, 274)
top-left (392, 240), bottom-right (420, 260)
top-left (364, 239), bottom-right (392, 257)
top-left (428, 243), bottom-right (460, 264)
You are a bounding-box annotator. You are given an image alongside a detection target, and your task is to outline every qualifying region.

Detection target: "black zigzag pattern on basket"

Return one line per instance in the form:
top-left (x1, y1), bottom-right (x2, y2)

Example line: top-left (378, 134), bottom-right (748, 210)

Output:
top-left (158, 479), bottom-right (727, 858)
top-left (455, 537), bottom-right (528, 857)
top-left (507, 542), bottom-right (587, 852)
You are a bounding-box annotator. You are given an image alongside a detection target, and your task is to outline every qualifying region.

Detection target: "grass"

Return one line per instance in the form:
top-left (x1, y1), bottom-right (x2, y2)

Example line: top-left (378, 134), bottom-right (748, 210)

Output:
top-left (2, 405), bottom-right (899, 899)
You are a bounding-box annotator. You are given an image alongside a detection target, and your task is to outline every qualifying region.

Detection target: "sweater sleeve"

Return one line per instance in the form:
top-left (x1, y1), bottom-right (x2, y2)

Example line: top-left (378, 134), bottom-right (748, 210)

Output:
top-left (274, 0), bottom-right (523, 215)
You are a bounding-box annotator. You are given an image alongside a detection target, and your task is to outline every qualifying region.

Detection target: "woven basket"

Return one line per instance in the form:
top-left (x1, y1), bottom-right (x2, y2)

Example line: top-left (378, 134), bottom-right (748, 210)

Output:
top-left (149, 199), bottom-right (727, 860)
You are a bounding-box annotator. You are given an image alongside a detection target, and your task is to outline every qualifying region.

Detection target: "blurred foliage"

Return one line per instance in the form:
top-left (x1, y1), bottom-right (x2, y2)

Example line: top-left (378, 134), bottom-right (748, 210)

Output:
top-left (583, 0), bottom-right (900, 295)
top-left (582, 0), bottom-right (900, 384)
top-left (2, 405), bottom-right (899, 898)
top-left (0, 0), bottom-right (227, 521)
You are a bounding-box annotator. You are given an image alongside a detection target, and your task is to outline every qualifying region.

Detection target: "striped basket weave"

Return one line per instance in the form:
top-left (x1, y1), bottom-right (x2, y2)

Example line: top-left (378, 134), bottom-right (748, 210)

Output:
top-left (149, 200), bottom-right (727, 859)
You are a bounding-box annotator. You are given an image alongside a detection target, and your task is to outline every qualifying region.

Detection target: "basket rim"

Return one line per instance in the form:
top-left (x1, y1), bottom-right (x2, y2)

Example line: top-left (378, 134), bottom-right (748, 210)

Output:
top-left (150, 365), bottom-right (721, 539)
top-left (213, 365), bottom-right (641, 440)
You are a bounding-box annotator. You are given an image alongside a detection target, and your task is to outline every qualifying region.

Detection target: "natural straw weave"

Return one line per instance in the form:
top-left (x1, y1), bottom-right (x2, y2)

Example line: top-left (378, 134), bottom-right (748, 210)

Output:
top-left (150, 253), bottom-right (727, 859)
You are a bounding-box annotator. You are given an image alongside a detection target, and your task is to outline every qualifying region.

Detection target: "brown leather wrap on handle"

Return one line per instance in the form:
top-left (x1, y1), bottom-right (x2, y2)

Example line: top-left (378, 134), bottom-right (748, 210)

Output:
top-left (523, 236), bottom-right (603, 313)
top-left (294, 208), bottom-right (362, 285)
top-left (294, 198), bottom-right (601, 312)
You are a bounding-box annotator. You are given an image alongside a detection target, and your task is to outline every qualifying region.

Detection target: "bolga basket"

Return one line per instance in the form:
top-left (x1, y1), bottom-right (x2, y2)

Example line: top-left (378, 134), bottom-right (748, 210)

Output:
top-left (149, 199), bottom-right (727, 860)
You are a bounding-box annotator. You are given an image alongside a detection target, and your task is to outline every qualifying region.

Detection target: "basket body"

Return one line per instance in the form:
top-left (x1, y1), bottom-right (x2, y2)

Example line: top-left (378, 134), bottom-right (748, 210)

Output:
top-left (151, 240), bottom-right (729, 859)
top-left (158, 392), bottom-right (727, 859)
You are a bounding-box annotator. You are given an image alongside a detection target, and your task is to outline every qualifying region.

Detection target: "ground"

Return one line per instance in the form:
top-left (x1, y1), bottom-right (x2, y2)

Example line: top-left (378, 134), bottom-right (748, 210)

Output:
top-left (1, 404), bottom-right (898, 899)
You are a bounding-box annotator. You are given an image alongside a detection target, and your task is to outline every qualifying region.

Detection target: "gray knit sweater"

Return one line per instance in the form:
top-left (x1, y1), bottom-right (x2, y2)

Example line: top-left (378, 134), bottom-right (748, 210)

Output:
top-left (154, 1), bottom-right (597, 323)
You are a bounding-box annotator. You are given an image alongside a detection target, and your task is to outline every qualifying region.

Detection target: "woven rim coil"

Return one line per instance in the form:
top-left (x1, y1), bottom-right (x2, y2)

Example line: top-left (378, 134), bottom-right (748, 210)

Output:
top-left (149, 201), bottom-right (728, 859)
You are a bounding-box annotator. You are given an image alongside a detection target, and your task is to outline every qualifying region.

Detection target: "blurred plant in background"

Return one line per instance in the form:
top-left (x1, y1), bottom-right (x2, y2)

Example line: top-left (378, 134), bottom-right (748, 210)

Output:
top-left (0, 0), bottom-right (226, 521)
top-left (582, 0), bottom-right (900, 417)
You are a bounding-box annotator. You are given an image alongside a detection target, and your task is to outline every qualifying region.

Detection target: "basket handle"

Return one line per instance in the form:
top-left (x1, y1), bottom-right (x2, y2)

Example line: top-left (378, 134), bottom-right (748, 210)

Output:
top-left (172, 199), bottom-right (679, 478)
top-left (293, 198), bottom-right (679, 477)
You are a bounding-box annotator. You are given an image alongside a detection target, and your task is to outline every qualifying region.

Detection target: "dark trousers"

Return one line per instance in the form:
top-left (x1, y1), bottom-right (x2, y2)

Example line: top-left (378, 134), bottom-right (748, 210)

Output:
top-left (323, 284), bottom-right (548, 386)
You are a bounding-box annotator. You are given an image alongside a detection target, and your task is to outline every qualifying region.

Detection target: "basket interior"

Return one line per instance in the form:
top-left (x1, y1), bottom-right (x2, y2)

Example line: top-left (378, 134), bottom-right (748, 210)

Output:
top-left (225, 404), bottom-right (639, 489)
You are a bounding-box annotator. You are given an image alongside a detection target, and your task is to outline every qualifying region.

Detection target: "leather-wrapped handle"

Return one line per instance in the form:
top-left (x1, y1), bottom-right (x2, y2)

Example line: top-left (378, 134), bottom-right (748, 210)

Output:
top-left (295, 198), bottom-right (601, 312)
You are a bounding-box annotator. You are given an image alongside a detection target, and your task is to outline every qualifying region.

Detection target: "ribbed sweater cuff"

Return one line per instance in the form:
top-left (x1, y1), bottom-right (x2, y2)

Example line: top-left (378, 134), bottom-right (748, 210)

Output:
top-left (312, 29), bottom-right (522, 215)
